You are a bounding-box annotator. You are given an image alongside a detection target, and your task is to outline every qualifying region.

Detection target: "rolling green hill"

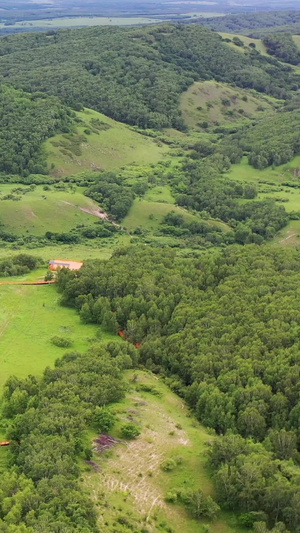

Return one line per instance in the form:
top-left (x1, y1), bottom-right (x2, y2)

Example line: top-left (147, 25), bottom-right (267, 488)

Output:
top-left (45, 108), bottom-right (169, 176)
top-left (0, 184), bottom-right (103, 236)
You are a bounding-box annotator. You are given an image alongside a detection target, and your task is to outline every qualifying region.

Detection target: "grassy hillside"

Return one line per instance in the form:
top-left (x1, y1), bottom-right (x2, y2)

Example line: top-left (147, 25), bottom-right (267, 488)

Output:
top-left (0, 23), bottom-right (295, 131)
top-left (83, 370), bottom-right (244, 533)
top-left (0, 183), bottom-right (102, 236)
top-left (180, 80), bottom-right (274, 129)
top-left (45, 108), bottom-right (169, 176)
top-left (219, 33), bottom-right (268, 55)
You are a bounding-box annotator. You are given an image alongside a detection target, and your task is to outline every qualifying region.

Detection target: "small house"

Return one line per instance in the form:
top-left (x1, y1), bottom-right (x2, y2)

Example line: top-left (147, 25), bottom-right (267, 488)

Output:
top-left (49, 259), bottom-right (83, 272)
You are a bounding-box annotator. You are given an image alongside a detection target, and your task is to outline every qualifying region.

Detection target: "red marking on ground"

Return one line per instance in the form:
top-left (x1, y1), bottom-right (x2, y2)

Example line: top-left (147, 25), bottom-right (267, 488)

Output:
top-left (0, 281), bottom-right (56, 286)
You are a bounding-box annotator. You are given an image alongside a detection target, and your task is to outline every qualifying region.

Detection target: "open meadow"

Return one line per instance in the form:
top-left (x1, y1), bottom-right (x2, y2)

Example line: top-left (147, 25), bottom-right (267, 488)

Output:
top-left (0, 281), bottom-right (118, 389)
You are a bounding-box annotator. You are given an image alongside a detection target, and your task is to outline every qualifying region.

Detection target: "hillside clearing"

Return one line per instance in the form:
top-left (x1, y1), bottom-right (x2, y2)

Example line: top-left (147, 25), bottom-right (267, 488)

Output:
top-left (45, 108), bottom-right (169, 176)
top-left (219, 33), bottom-right (268, 55)
top-left (0, 184), bottom-right (103, 236)
top-left (180, 80), bottom-right (274, 130)
top-left (83, 370), bottom-right (243, 533)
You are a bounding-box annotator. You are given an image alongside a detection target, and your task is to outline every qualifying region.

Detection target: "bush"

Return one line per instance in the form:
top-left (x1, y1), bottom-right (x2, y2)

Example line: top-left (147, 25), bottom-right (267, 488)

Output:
top-left (50, 336), bottom-right (73, 348)
top-left (94, 407), bottom-right (116, 433)
top-left (121, 423), bottom-right (141, 439)
top-left (161, 458), bottom-right (177, 472)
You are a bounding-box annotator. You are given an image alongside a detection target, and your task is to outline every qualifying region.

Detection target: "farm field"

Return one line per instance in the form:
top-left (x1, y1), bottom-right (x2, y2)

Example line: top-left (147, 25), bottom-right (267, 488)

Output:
top-left (45, 108), bottom-right (169, 176)
top-left (0, 183), bottom-right (104, 236)
top-left (0, 282), bottom-right (118, 390)
top-left (180, 80), bottom-right (275, 129)
top-left (0, 16), bottom-right (166, 30)
top-left (83, 370), bottom-right (244, 533)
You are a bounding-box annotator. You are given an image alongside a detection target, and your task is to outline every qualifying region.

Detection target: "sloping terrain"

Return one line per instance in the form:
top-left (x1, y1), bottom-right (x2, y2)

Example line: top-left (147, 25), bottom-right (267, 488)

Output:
top-left (180, 80), bottom-right (274, 129)
top-left (45, 108), bottom-right (169, 176)
top-left (83, 370), bottom-right (242, 533)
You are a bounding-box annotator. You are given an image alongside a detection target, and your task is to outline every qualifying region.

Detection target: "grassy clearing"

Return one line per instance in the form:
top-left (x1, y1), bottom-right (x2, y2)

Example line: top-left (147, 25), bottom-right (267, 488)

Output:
top-left (0, 183), bottom-right (103, 236)
top-left (83, 370), bottom-right (244, 533)
top-left (228, 157), bottom-right (300, 247)
top-left (123, 199), bottom-right (199, 232)
top-left (45, 108), bottom-right (169, 177)
top-left (229, 155), bottom-right (300, 184)
top-left (292, 35), bottom-right (300, 50)
top-left (0, 282), bottom-right (119, 390)
top-left (273, 220), bottom-right (300, 248)
top-left (180, 80), bottom-right (274, 129)
top-left (0, 243), bottom-right (116, 262)
top-left (124, 186), bottom-right (231, 234)
top-left (219, 33), bottom-right (268, 55)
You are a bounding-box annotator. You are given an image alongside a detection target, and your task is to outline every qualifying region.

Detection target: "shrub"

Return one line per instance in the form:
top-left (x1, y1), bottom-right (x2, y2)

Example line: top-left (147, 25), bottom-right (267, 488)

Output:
top-left (94, 407), bottom-right (116, 433)
top-left (161, 458), bottom-right (177, 472)
top-left (50, 336), bottom-right (73, 348)
top-left (121, 423), bottom-right (141, 439)
top-left (165, 492), bottom-right (178, 503)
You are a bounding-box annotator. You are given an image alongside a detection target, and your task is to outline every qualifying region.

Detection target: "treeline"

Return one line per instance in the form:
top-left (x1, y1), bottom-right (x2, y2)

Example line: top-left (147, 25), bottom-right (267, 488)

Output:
top-left (200, 10), bottom-right (300, 34)
top-left (85, 172), bottom-right (134, 221)
top-left (0, 254), bottom-right (42, 276)
top-left (0, 85), bottom-right (72, 176)
top-left (262, 33), bottom-right (300, 65)
top-left (57, 245), bottom-right (300, 530)
top-left (227, 109), bottom-right (300, 168)
top-left (0, 24), bottom-right (298, 131)
top-left (0, 342), bottom-right (137, 531)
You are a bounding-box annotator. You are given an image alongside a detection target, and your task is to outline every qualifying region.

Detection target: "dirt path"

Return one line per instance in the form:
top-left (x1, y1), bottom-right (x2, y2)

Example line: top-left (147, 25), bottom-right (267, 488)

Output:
top-left (280, 233), bottom-right (298, 243)
top-left (62, 200), bottom-right (108, 220)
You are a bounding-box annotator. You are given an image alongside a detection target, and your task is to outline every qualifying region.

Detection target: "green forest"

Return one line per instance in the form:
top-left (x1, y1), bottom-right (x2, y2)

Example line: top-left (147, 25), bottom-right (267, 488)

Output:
top-left (1, 14), bottom-right (300, 533)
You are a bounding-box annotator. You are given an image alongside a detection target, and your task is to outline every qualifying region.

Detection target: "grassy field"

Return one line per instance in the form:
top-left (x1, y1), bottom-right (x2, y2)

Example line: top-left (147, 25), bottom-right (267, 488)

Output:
top-left (0, 281), bottom-right (118, 390)
top-left (180, 80), bottom-right (274, 129)
top-left (0, 17), bottom-right (165, 30)
top-left (83, 370), bottom-right (245, 533)
top-left (124, 199), bottom-right (200, 232)
top-left (0, 183), bottom-right (104, 236)
top-left (45, 108), bottom-right (169, 177)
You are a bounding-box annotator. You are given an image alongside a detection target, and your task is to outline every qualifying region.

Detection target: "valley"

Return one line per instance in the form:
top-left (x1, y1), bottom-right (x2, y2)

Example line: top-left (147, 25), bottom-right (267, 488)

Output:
top-left (1, 14), bottom-right (300, 533)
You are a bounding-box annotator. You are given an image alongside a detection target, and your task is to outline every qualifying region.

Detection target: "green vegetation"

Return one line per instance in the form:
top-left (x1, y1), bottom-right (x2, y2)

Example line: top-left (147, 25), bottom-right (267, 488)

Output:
top-left (180, 80), bottom-right (274, 130)
top-left (57, 245), bottom-right (300, 531)
top-left (0, 184), bottom-right (105, 237)
top-left (83, 370), bottom-right (242, 533)
top-left (2, 16), bottom-right (300, 533)
top-left (201, 10), bottom-right (300, 35)
top-left (262, 33), bottom-right (300, 65)
top-left (0, 85), bottom-right (71, 176)
top-left (0, 23), bottom-right (297, 132)
top-left (45, 108), bottom-right (169, 176)
top-left (0, 342), bottom-right (133, 531)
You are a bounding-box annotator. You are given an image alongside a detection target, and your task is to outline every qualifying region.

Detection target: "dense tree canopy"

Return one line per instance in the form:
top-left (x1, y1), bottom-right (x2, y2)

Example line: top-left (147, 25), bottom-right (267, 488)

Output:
top-left (0, 86), bottom-right (72, 175)
top-left (0, 24), bottom-right (297, 130)
top-left (56, 244), bottom-right (300, 530)
top-left (1, 342), bottom-right (137, 531)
